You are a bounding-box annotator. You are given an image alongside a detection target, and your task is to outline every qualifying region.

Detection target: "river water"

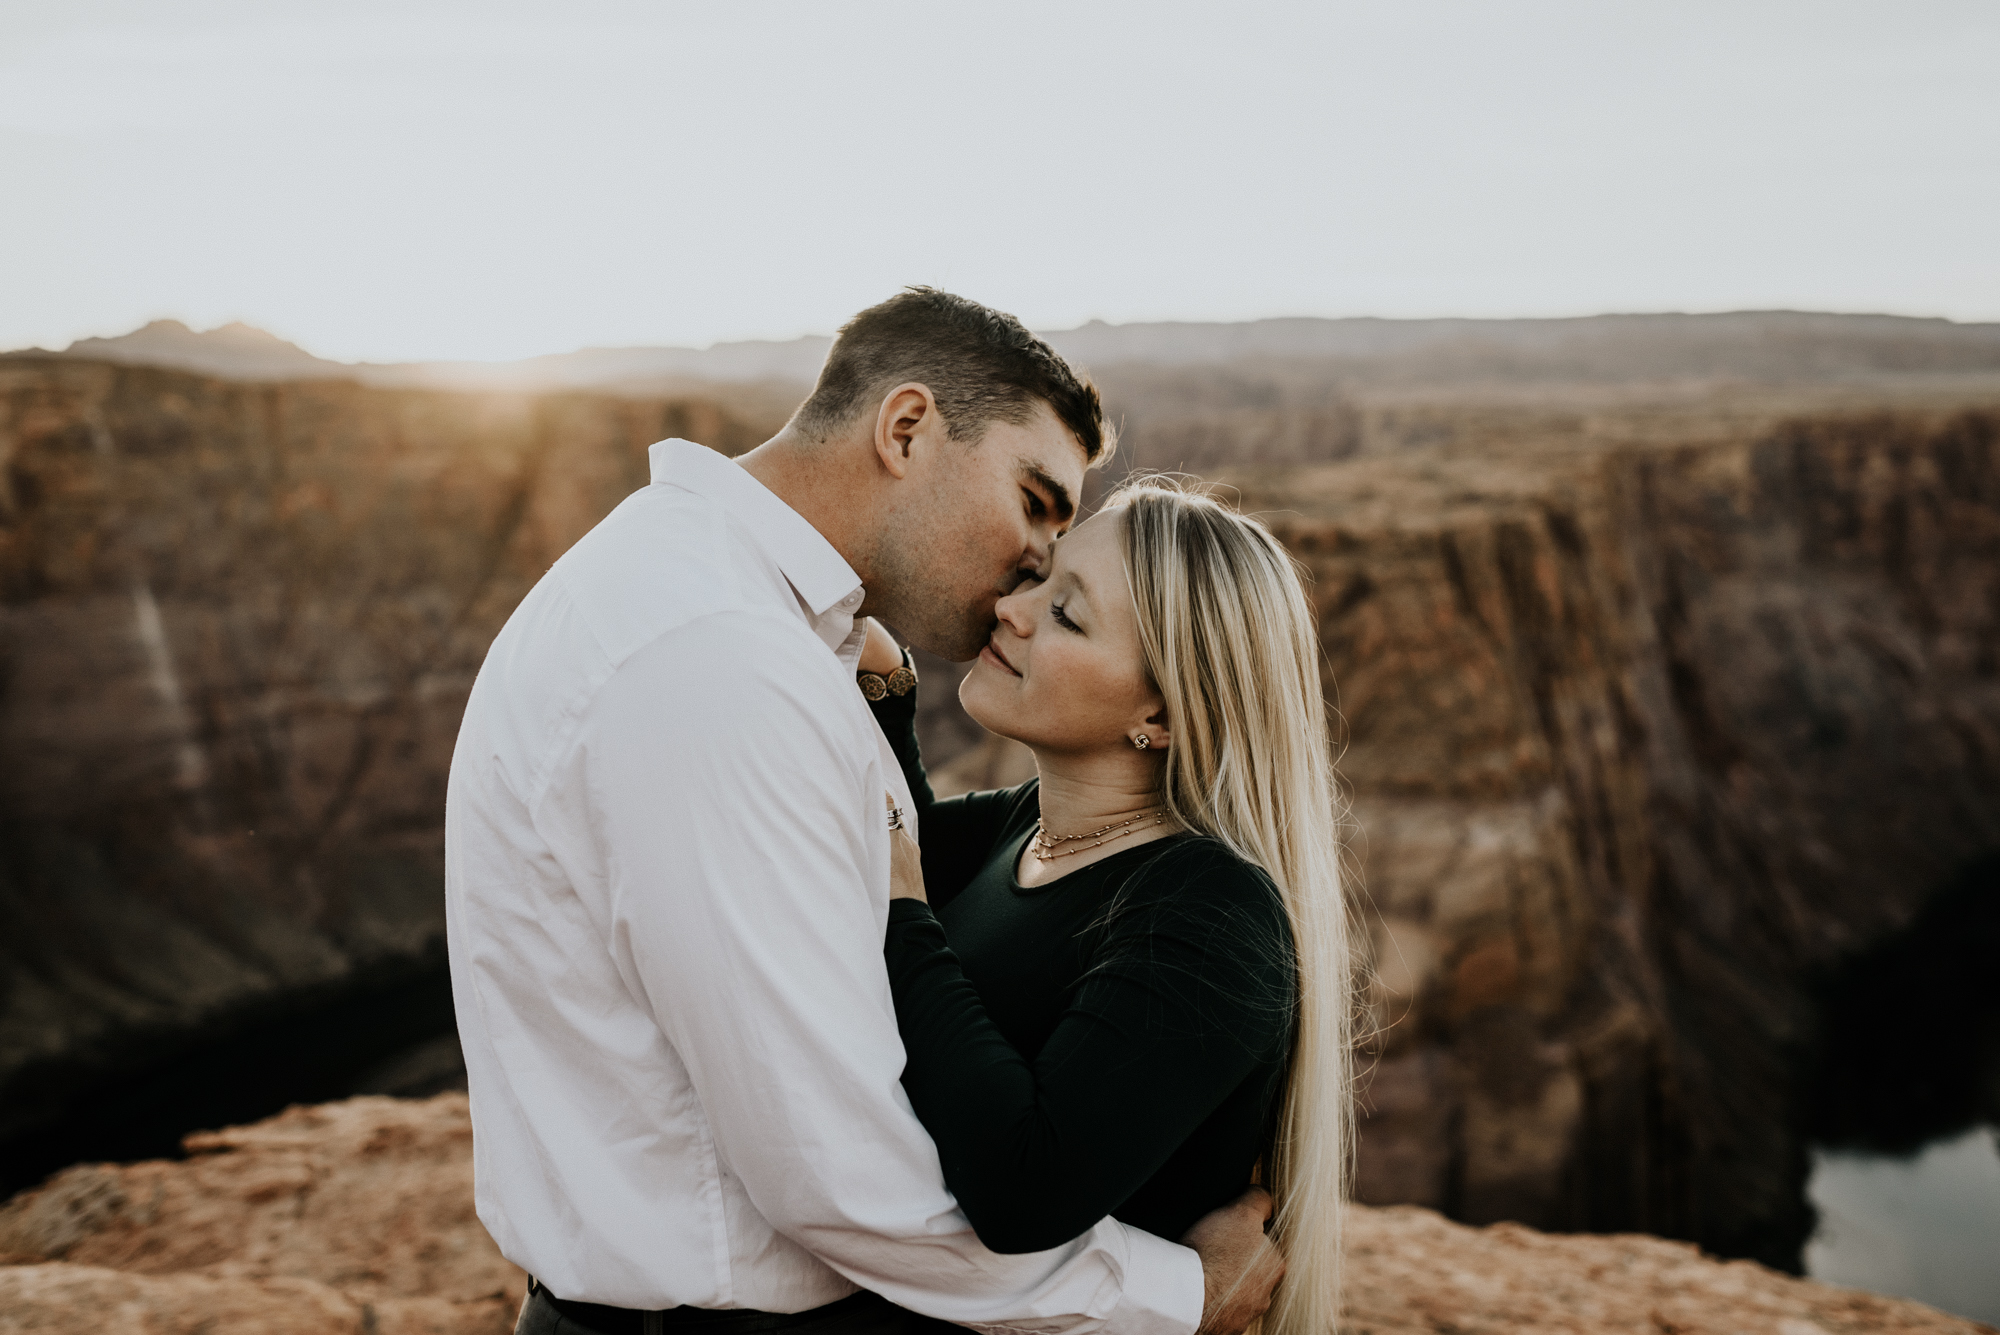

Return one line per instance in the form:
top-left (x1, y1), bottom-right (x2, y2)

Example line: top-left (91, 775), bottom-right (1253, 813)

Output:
top-left (1806, 1126), bottom-right (2000, 1324)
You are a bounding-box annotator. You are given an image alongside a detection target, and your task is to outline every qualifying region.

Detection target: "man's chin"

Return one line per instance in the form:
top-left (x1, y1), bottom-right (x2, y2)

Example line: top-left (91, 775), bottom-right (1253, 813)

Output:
top-left (901, 616), bottom-right (994, 664)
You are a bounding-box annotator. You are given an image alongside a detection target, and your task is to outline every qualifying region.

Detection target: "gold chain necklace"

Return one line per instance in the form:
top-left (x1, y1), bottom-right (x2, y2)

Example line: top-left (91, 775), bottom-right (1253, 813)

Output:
top-left (1030, 809), bottom-right (1168, 862)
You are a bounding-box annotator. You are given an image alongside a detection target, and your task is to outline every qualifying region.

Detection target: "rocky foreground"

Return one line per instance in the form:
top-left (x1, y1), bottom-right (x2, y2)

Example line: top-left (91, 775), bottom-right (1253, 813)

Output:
top-left (0, 1096), bottom-right (1983, 1335)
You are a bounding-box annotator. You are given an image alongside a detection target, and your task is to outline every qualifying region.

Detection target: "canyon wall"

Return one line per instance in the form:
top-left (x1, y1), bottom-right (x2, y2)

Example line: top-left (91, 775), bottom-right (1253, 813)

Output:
top-left (0, 358), bottom-right (781, 1188)
top-left (1220, 405), bottom-right (2000, 1265)
top-left (5, 353), bottom-right (1997, 1270)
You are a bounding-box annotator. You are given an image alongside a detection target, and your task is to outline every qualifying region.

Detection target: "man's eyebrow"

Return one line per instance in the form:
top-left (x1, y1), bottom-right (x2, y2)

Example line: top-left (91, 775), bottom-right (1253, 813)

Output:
top-left (1019, 462), bottom-right (1076, 523)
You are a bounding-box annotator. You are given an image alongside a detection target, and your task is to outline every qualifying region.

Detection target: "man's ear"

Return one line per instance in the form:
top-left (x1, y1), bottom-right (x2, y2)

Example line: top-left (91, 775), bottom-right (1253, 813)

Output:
top-left (873, 383), bottom-right (938, 480)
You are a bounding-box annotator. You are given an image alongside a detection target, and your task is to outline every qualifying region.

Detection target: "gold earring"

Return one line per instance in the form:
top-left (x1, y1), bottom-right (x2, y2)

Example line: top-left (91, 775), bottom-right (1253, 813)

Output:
top-left (1132, 735), bottom-right (1151, 750)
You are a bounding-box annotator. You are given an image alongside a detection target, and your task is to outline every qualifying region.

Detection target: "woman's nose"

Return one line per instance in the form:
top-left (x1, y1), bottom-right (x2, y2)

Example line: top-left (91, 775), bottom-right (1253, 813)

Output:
top-left (994, 587), bottom-right (1034, 635)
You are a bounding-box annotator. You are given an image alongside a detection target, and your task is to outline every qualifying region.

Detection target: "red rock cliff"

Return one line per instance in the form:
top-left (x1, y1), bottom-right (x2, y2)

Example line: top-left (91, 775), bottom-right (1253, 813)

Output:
top-left (4, 354), bottom-right (1996, 1271)
top-left (1220, 406), bottom-right (2000, 1265)
top-left (0, 357), bottom-right (784, 1186)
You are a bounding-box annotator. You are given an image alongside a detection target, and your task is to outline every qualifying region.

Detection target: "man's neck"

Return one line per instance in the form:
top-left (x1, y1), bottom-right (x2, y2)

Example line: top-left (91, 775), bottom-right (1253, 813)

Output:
top-left (736, 428), bottom-right (877, 586)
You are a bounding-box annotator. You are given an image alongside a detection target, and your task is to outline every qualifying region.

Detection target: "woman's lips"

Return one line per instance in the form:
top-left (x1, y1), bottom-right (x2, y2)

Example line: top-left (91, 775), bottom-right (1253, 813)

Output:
top-left (980, 642), bottom-right (1022, 678)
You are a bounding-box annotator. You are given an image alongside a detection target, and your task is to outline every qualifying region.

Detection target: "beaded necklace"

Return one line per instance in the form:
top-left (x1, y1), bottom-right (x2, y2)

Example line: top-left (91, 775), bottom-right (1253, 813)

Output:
top-left (1029, 809), bottom-right (1169, 862)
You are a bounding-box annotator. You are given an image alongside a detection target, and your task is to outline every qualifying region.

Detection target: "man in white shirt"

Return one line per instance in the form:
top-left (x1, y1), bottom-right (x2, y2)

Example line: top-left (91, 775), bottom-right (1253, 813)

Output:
top-left (446, 290), bottom-right (1284, 1335)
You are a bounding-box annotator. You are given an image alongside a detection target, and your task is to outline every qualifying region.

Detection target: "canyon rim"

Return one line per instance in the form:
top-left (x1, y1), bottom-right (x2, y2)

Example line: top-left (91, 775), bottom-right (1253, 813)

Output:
top-left (2, 328), bottom-right (1997, 1271)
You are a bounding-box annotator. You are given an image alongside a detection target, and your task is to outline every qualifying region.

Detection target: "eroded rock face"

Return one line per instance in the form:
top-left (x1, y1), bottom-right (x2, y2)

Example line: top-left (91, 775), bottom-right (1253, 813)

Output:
top-left (2, 1096), bottom-right (1985, 1335)
top-left (1220, 406), bottom-right (2000, 1266)
top-left (0, 358), bottom-right (782, 1187)
top-left (6, 352), bottom-right (1997, 1274)
top-left (1341, 1203), bottom-right (1992, 1335)
top-left (0, 1094), bottom-right (522, 1333)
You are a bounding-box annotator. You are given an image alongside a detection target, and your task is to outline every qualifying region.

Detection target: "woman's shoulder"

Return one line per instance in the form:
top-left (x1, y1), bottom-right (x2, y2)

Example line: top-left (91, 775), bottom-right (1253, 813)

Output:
top-left (1117, 835), bottom-right (1287, 921)
top-left (1099, 835), bottom-right (1297, 1001)
top-left (1128, 831), bottom-right (1274, 880)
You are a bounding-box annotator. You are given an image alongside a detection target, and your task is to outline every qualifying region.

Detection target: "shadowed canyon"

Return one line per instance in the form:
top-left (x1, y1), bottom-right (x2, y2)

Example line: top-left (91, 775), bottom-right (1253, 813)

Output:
top-left (2, 317), bottom-right (1998, 1295)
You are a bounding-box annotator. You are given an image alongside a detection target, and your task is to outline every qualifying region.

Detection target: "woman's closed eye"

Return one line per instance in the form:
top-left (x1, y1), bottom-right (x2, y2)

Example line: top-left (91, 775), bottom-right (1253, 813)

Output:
top-left (1051, 602), bottom-right (1083, 633)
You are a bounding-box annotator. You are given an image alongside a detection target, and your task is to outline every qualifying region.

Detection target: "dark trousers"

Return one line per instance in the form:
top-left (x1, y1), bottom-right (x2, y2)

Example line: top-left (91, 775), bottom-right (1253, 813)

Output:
top-left (515, 1282), bottom-right (957, 1335)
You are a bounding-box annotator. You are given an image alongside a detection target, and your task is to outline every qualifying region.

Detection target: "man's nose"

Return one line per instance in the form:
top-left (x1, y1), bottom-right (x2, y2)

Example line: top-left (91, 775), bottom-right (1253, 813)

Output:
top-left (1016, 535), bottom-right (1064, 579)
top-left (1023, 525), bottom-right (1061, 576)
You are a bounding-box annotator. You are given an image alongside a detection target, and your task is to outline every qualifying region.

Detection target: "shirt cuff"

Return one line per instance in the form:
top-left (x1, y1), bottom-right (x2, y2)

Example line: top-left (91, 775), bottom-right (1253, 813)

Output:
top-left (1103, 1225), bottom-right (1204, 1335)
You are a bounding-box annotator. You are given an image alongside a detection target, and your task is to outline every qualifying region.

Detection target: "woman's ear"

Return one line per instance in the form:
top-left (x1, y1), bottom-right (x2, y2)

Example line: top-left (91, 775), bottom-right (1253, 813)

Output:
top-left (1139, 702), bottom-right (1173, 752)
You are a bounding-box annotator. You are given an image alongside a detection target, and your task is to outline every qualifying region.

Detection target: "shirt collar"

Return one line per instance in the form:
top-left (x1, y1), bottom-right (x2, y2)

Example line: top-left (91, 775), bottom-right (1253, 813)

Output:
top-left (648, 439), bottom-right (864, 619)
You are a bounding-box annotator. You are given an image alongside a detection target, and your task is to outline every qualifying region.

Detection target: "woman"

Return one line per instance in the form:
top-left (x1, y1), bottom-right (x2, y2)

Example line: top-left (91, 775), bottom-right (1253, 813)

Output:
top-left (857, 478), bottom-right (1353, 1335)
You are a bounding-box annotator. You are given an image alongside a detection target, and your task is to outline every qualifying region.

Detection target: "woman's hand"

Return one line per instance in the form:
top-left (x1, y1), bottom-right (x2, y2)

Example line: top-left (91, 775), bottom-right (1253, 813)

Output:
top-left (859, 617), bottom-right (904, 676)
top-left (889, 825), bottom-right (927, 903)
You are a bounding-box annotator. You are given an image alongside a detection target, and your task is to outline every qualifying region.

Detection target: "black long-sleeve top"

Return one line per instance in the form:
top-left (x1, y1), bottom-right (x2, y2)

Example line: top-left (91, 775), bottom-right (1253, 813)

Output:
top-left (874, 684), bottom-right (1295, 1254)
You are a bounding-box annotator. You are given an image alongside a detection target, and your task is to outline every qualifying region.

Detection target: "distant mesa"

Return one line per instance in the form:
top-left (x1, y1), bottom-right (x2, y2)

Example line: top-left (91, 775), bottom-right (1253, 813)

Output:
top-left (61, 319), bottom-right (340, 382)
top-left (15, 310), bottom-right (2000, 399)
top-left (27, 319), bottom-right (836, 392)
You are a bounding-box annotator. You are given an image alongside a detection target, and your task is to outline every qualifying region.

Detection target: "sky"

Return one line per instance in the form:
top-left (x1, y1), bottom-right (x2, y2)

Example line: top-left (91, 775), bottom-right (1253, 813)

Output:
top-left (2, 0), bottom-right (1996, 363)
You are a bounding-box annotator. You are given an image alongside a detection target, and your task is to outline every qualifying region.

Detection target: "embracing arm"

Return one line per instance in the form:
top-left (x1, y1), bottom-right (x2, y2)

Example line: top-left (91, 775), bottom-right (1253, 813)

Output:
top-left (585, 615), bottom-right (1203, 1335)
top-left (860, 620), bottom-right (1033, 907)
top-left (884, 850), bottom-right (1296, 1254)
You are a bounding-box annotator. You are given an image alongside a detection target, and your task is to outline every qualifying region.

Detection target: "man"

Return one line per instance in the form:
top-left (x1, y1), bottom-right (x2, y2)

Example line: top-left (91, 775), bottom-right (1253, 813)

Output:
top-left (446, 289), bottom-right (1283, 1335)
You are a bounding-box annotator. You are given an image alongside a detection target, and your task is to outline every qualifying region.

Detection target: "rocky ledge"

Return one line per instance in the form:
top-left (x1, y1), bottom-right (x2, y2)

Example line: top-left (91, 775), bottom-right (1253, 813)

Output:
top-left (0, 1095), bottom-right (1985, 1335)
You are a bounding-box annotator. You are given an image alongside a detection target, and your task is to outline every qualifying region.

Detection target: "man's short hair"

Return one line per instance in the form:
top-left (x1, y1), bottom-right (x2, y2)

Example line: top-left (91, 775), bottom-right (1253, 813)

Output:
top-left (791, 288), bottom-right (1111, 462)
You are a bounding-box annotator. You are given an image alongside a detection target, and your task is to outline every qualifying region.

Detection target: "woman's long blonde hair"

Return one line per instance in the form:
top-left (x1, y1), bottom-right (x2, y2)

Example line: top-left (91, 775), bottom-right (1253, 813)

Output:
top-left (1110, 476), bottom-right (1353, 1335)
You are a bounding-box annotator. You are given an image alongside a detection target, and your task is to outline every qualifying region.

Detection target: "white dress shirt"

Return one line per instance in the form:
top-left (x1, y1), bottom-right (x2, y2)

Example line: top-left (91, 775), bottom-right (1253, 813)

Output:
top-left (445, 440), bottom-right (1203, 1334)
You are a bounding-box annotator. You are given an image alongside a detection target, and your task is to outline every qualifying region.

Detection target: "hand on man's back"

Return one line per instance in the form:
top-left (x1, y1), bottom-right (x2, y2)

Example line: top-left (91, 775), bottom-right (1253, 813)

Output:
top-left (1179, 1187), bottom-right (1286, 1335)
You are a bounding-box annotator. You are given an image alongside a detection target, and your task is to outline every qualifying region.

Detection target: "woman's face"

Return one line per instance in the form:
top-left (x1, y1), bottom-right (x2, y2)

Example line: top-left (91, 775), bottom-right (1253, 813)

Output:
top-left (958, 509), bottom-right (1167, 757)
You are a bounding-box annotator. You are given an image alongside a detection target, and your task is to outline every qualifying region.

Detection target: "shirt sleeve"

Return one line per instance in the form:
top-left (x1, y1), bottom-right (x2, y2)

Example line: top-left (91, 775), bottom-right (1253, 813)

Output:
top-left (883, 848), bottom-right (1295, 1254)
top-left (868, 678), bottom-right (1036, 910)
top-left (577, 612), bottom-right (1204, 1335)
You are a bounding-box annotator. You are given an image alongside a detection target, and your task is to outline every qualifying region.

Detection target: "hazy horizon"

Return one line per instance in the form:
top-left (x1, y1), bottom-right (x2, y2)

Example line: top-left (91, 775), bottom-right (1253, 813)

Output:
top-left (4, 1), bottom-right (1996, 362)
top-left (31, 305), bottom-right (2000, 373)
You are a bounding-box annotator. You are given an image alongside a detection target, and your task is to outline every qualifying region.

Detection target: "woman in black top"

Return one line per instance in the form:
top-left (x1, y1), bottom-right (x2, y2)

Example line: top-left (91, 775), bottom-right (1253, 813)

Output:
top-left (860, 479), bottom-right (1354, 1335)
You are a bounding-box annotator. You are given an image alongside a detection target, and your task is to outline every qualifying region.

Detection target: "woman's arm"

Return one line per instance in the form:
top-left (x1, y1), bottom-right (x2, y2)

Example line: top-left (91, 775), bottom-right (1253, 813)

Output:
top-left (860, 620), bottom-right (1032, 909)
top-left (883, 848), bottom-right (1295, 1253)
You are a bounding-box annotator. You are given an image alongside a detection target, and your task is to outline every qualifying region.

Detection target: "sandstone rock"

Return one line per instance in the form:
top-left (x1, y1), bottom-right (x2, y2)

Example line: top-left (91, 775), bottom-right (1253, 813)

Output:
top-left (0, 1266), bottom-right (510, 1335)
top-left (1220, 403), bottom-right (2000, 1265)
top-left (2, 1096), bottom-right (1985, 1335)
top-left (0, 1095), bottom-right (523, 1332)
top-left (0, 358), bottom-right (786, 1189)
top-left (0, 1096), bottom-right (517, 1303)
top-left (1340, 1204), bottom-right (1991, 1335)
top-left (6, 350), bottom-right (1999, 1276)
